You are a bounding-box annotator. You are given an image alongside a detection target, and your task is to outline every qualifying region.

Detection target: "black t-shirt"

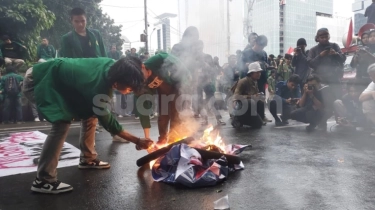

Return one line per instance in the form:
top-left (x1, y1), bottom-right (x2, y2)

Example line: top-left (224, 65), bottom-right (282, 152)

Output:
top-left (365, 3), bottom-right (375, 24)
top-left (1, 43), bottom-right (20, 59)
top-left (77, 34), bottom-right (97, 58)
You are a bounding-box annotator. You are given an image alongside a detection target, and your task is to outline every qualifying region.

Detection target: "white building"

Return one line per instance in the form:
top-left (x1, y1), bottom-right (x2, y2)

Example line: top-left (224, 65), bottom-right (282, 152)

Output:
top-left (177, 0), bottom-right (247, 65)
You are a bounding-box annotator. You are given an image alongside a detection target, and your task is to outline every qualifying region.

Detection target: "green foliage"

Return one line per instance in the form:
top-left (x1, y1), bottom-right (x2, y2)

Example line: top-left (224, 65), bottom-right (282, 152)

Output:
top-left (0, 0), bottom-right (55, 62)
top-left (42, 0), bottom-right (124, 51)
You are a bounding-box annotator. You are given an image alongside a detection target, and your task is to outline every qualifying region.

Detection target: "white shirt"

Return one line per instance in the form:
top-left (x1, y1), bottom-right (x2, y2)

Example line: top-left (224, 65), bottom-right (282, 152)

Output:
top-left (362, 82), bottom-right (375, 114)
top-left (362, 82), bottom-right (375, 94)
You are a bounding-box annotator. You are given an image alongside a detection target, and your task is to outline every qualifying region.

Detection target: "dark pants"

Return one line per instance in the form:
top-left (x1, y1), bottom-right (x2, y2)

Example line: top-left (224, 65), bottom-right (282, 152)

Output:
top-left (157, 83), bottom-right (182, 144)
top-left (269, 100), bottom-right (294, 123)
top-left (232, 99), bottom-right (265, 128)
top-left (2, 96), bottom-right (22, 123)
top-left (290, 107), bottom-right (324, 127)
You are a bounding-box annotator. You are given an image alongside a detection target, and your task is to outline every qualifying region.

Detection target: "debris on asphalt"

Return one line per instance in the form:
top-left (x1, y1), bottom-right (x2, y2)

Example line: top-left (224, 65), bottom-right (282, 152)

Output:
top-left (216, 189), bottom-right (222, 193)
top-left (214, 195), bottom-right (230, 210)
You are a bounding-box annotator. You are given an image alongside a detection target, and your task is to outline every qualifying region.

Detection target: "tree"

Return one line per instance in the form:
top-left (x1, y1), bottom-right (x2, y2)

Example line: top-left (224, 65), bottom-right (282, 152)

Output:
top-left (42, 0), bottom-right (124, 52)
top-left (0, 0), bottom-right (55, 61)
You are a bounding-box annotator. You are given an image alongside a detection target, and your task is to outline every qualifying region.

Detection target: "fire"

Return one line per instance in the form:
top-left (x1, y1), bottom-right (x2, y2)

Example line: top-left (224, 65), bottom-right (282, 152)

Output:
top-left (148, 126), bottom-right (227, 169)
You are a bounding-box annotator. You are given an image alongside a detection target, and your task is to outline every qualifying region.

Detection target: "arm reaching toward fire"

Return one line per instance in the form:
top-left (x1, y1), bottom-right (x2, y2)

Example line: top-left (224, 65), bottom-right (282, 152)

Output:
top-left (117, 130), bottom-right (154, 149)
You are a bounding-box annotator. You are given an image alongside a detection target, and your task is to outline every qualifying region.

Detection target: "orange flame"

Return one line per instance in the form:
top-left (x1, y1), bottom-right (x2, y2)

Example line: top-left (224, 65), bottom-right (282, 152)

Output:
top-left (148, 126), bottom-right (227, 169)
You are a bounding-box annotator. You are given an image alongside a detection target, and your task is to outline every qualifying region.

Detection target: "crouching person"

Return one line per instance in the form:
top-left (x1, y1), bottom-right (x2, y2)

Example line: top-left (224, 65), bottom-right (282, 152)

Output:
top-left (269, 74), bottom-right (301, 126)
top-left (23, 57), bottom-right (154, 194)
top-left (334, 80), bottom-right (365, 128)
top-left (290, 75), bottom-right (332, 132)
top-left (359, 64), bottom-right (375, 136)
top-left (231, 62), bottom-right (265, 129)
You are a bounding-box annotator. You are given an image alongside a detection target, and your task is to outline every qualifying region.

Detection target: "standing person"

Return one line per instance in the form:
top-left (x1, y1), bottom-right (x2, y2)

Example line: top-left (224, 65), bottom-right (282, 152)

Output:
top-left (23, 57), bottom-right (154, 194)
top-left (292, 38), bottom-right (310, 89)
top-left (307, 28), bottom-right (346, 99)
top-left (268, 54), bottom-right (277, 68)
top-left (0, 35), bottom-right (26, 71)
top-left (278, 54), bottom-right (294, 81)
top-left (244, 32), bottom-right (258, 51)
top-left (37, 38), bottom-right (56, 63)
top-left (365, 0), bottom-right (375, 25)
top-left (241, 35), bottom-right (271, 122)
top-left (107, 46), bottom-right (121, 60)
top-left (59, 8), bottom-right (107, 58)
top-left (267, 70), bottom-right (276, 97)
top-left (222, 55), bottom-right (240, 105)
top-left (0, 66), bottom-right (23, 124)
top-left (129, 48), bottom-right (139, 58)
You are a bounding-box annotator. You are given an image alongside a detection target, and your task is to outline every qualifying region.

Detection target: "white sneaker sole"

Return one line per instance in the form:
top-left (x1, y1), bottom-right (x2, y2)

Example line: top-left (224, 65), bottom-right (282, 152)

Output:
top-left (78, 165), bottom-right (111, 169)
top-left (31, 186), bottom-right (73, 194)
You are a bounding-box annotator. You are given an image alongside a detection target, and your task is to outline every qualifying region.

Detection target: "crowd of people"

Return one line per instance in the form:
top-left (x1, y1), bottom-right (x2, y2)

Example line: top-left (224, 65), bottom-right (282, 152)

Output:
top-left (2, 5), bottom-right (375, 195)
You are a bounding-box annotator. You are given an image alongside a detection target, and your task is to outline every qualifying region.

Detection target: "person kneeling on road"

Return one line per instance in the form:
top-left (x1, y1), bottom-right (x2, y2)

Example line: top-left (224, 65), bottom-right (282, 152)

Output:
top-left (359, 63), bottom-right (375, 136)
top-left (334, 80), bottom-right (365, 129)
top-left (23, 57), bottom-right (154, 194)
top-left (231, 62), bottom-right (266, 129)
top-left (290, 74), bottom-right (332, 132)
top-left (269, 74), bottom-right (301, 126)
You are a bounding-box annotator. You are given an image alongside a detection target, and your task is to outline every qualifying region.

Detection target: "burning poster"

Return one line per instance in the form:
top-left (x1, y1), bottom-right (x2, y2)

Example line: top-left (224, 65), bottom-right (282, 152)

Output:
top-left (151, 143), bottom-right (250, 188)
top-left (0, 131), bottom-right (80, 177)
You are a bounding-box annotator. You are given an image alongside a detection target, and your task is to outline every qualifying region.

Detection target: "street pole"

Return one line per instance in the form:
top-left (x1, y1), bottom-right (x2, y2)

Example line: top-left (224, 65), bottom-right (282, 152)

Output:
top-left (227, 0), bottom-right (230, 55)
top-left (144, 0), bottom-right (149, 52)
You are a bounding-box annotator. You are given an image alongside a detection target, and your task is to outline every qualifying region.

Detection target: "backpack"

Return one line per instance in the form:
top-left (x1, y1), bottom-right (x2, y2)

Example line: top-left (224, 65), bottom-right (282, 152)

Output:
top-left (5, 76), bottom-right (21, 97)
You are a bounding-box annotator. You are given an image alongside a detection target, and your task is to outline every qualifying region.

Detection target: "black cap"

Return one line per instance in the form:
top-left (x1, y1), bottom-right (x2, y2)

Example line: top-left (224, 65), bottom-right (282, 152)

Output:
top-left (297, 38), bottom-right (307, 46)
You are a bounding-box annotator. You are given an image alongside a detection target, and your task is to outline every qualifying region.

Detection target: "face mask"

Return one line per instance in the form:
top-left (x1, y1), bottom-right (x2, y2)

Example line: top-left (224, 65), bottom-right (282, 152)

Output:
top-left (148, 76), bottom-right (163, 89)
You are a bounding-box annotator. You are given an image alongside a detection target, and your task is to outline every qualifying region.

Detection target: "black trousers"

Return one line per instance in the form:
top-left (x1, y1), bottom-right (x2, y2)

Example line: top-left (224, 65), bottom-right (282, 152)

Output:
top-left (269, 100), bottom-right (294, 123)
top-left (290, 107), bottom-right (324, 127)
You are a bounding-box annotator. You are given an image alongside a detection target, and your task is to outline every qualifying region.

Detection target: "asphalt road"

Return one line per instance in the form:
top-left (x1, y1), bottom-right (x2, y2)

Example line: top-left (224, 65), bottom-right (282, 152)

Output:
top-left (1, 114), bottom-right (375, 210)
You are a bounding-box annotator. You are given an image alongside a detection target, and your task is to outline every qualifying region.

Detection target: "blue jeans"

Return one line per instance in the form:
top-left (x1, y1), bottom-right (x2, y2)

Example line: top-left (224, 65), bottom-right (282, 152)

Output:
top-left (2, 96), bottom-right (22, 123)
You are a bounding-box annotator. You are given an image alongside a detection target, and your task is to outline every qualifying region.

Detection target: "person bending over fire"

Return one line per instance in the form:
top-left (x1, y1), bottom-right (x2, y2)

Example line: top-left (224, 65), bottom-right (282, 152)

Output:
top-left (136, 52), bottom-right (191, 145)
top-left (23, 57), bottom-right (154, 194)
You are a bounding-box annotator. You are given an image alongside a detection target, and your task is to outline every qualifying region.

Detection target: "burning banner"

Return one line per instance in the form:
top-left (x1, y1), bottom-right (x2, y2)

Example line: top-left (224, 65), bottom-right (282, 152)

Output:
top-left (137, 126), bottom-right (251, 188)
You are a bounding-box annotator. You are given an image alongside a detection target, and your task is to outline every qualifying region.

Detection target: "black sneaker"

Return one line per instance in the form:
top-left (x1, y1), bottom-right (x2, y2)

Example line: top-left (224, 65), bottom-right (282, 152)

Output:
top-left (31, 178), bottom-right (73, 194)
top-left (78, 159), bottom-right (110, 169)
top-left (275, 121), bottom-right (288, 127)
top-left (306, 124), bottom-right (316, 132)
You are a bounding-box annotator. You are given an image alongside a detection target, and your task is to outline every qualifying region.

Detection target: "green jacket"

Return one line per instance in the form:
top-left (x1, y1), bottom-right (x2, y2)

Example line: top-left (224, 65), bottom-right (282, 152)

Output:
top-left (137, 52), bottom-right (190, 129)
top-left (0, 72), bottom-right (24, 98)
top-left (59, 29), bottom-right (107, 58)
top-left (32, 58), bottom-right (123, 135)
top-left (278, 63), bottom-right (294, 81)
top-left (267, 76), bottom-right (276, 93)
top-left (37, 44), bottom-right (56, 60)
top-left (107, 51), bottom-right (121, 60)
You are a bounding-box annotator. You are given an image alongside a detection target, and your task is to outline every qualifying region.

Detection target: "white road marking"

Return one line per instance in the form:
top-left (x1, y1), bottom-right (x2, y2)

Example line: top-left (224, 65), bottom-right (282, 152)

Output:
top-left (274, 121), bottom-right (336, 129)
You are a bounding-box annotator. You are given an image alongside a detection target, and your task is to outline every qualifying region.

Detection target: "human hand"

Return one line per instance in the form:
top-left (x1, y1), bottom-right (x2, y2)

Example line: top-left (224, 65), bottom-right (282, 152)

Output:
top-left (135, 138), bottom-right (154, 150)
top-left (286, 98), bottom-right (292, 104)
top-left (329, 49), bottom-right (337, 55)
top-left (319, 50), bottom-right (329, 57)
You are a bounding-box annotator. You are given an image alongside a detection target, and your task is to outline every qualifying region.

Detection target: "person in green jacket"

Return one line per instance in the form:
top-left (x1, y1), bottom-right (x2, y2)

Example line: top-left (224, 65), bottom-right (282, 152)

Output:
top-left (277, 54), bottom-right (294, 82)
top-left (136, 52), bottom-right (191, 144)
top-left (0, 66), bottom-right (23, 124)
top-left (37, 38), bottom-right (56, 63)
top-left (107, 46), bottom-right (122, 60)
top-left (59, 8), bottom-right (107, 58)
top-left (23, 57), bottom-right (154, 194)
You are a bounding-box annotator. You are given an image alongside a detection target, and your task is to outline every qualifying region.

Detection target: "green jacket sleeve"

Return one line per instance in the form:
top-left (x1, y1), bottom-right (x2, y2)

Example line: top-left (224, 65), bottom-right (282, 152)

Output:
top-left (59, 35), bottom-right (70, 58)
top-left (51, 45), bottom-right (56, 58)
top-left (36, 45), bottom-right (41, 59)
top-left (134, 94), bottom-right (152, 129)
top-left (96, 109), bottom-right (123, 135)
top-left (95, 30), bottom-right (107, 57)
